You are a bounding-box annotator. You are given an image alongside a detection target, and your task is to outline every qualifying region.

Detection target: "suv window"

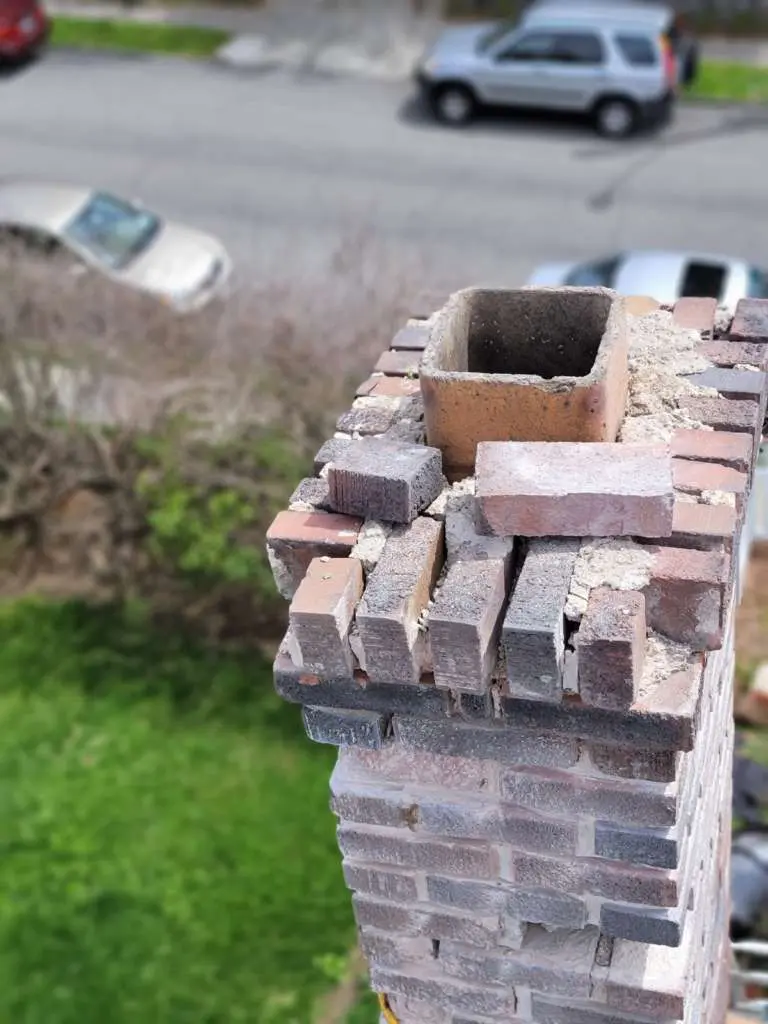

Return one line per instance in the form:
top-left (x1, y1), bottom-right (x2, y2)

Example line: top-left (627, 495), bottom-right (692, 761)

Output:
top-left (615, 33), bottom-right (658, 66)
top-left (680, 261), bottom-right (727, 300)
top-left (500, 30), bottom-right (604, 63)
top-left (553, 31), bottom-right (604, 64)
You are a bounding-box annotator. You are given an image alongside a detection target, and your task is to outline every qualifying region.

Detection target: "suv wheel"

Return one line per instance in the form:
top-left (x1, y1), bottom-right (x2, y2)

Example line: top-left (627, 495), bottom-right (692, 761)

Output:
top-left (431, 84), bottom-right (476, 126)
top-left (593, 97), bottom-right (638, 140)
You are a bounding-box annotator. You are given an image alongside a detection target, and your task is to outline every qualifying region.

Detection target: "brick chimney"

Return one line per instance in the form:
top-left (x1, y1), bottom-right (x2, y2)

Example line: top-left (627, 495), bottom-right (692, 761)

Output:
top-left (266, 290), bottom-right (768, 1023)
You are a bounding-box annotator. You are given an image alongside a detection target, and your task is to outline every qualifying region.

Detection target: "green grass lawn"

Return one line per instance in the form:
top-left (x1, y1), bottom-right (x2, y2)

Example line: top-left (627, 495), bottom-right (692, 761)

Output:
top-left (686, 60), bottom-right (768, 104)
top-left (50, 17), bottom-right (229, 57)
top-left (0, 598), bottom-right (363, 1024)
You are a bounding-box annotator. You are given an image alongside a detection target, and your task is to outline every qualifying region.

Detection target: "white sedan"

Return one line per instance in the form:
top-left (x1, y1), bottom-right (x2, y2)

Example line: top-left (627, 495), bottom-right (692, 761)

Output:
top-left (0, 179), bottom-right (232, 311)
top-left (528, 249), bottom-right (768, 311)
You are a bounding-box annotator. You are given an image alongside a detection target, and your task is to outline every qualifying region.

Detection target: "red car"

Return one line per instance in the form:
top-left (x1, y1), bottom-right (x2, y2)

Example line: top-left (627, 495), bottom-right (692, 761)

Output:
top-left (0, 0), bottom-right (49, 64)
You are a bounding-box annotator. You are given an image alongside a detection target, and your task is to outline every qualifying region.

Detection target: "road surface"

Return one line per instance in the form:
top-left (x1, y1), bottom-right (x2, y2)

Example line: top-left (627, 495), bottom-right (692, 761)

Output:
top-left (2, 51), bottom-right (768, 292)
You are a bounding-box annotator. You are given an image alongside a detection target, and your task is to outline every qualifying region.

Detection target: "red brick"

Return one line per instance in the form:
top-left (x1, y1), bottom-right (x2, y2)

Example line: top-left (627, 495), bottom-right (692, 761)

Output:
top-left (289, 557), bottom-right (363, 675)
top-left (353, 896), bottom-right (501, 947)
top-left (357, 517), bottom-right (444, 684)
top-left (699, 340), bottom-right (768, 369)
top-left (578, 588), bottom-right (646, 711)
top-left (671, 499), bottom-right (738, 545)
top-left (374, 349), bottom-right (421, 376)
top-left (587, 744), bottom-right (679, 783)
top-left (678, 395), bottom-right (760, 434)
top-left (340, 745), bottom-right (498, 793)
top-left (343, 862), bottom-right (420, 903)
top-left (731, 297), bottom-right (768, 341)
top-left (672, 459), bottom-right (747, 507)
top-left (633, 664), bottom-right (701, 721)
top-left (644, 546), bottom-right (729, 649)
top-left (684, 366), bottom-right (766, 401)
top-left (670, 427), bottom-right (752, 472)
top-left (429, 558), bottom-right (510, 694)
top-left (391, 322), bottom-right (430, 350)
top-left (356, 374), bottom-right (421, 399)
top-left (672, 296), bottom-right (716, 333)
top-left (475, 442), bottom-right (674, 539)
top-left (265, 509), bottom-right (363, 598)
top-left (368, 967), bottom-right (516, 1019)
top-left (512, 852), bottom-right (678, 906)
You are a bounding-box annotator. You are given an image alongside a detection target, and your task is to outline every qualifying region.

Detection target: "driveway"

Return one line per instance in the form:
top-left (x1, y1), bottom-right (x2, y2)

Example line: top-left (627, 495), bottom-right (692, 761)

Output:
top-left (2, 51), bottom-right (768, 291)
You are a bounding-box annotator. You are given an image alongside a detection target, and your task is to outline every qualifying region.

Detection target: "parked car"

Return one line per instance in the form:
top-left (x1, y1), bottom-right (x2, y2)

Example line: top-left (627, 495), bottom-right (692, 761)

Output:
top-left (0, 180), bottom-right (232, 311)
top-left (414, 6), bottom-right (677, 138)
top-left (0, 0), bottom-right (48, 65)
top-left (523, 0), bottom-right (699, 85)
top-left (527, 249), bottom-right (768, 309)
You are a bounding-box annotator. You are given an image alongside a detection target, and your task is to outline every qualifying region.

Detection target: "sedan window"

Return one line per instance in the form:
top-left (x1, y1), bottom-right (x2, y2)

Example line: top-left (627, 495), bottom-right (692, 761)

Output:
top-left (680, 261), bottom-right (727, 300)
top-left (565, 255), bottom-right (621, 288)
top-left (64, 192), bottom-right (161, 271)
top-left (553, 32), bottom-right (605, 65)
top-left (497, 31), bottom-right (558, 61)
top-left (747, 266), bottom-right (768, 299)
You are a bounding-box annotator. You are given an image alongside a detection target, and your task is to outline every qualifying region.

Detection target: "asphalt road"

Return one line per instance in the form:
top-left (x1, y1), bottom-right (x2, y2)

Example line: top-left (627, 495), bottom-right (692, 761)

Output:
top-left (2, 50), bottom-right (768, 292)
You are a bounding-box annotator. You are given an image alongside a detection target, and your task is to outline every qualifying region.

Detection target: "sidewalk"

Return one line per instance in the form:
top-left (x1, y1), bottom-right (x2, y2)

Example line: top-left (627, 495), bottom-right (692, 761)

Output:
top-left (45, 0), bottom-right (768, 72)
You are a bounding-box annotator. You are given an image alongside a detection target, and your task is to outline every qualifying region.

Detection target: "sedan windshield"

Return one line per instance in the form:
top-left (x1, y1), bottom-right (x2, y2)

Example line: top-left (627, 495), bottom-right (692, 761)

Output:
top-left (565, 255), bottom-right (622, 288)
top-left (63, 191), bottom-right (161, 271)
top-left (477, 19), bottom-right (517, 52)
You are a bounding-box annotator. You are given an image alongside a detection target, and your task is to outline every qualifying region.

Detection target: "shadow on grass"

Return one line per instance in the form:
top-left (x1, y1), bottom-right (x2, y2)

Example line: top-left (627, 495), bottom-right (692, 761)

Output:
top-left (0, 598), bottom-right (302, 743)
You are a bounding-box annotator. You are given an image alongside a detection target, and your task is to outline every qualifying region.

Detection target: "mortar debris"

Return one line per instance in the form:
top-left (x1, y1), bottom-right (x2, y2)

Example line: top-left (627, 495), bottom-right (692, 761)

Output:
top-left (638, 632), bottom-right (695, 700)
top-left (701, 490), bottom-right (736, 508)
top-left (714, 305), bottom-right (734, 337)
top-left (619, 308), bottom-right (717, 443)
top-left (565, 540), bottom-right (654, 622)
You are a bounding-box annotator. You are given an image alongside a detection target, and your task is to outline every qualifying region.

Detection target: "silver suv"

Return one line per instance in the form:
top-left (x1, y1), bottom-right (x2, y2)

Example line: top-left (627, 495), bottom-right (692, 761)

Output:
top-left (414, 9), bottom-right (677, 138)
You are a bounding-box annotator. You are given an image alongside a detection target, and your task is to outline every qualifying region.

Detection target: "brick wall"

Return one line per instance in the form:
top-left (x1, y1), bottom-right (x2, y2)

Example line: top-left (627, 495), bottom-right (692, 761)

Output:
top-left (266, 289), bottom-right (768, 1023)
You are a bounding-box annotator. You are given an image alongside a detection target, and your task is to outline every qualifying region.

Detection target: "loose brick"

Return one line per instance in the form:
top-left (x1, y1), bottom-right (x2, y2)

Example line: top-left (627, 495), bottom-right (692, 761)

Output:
top-left (678, 395), bottom-right (760, 434)
top-left (429, 559), bottom-right (509, 694)
top-left (426, 876), bottom-right (505, 916)
top-left (391, 322), bottom-right (430, 350)
top-left (393, 716), bottom-right (579, 769)
top-left (289, 557), bottom-right (363, 675)
top-left (353, 896), bottom-right (501, 947)
top-left (382, 420), bottom-right (425, 445)
top-left (356, 375), bottom-right (421, 399)
top-left (288, 476), bottom-right (332, 512)
top-left (672, 458), bottom-right (747, 506)
top-left (730, 297), bottom-right (768, 341)
top-left (499, 768), bottom-right (676, 828)
top-left (699, 340), bottom-right (768, 368)
top-left (266, 510), bottom-right (362, 599)
top-left (587, 744), bottom-right (678, 783)
top-left (368, 967), bottom-right (516, 1019)
top-left (672, 296), bottom-right (716, 333)
top-left (594, 822), bottom-right (678, 870)
top-left (302, 706), bottom-right (388, 749)
top-left (578, 588), bottom-right (646, 711)
top-left (274, 649), bottom-right (447, 716)
top-left (600, 903), bottom-right (681, 947)
top-left (504, 887), bottom-right (587, 929)
top-left (684, 366), bottom-right (766, 401)
top-left (357, 517), bottom-right (444, 683)
top-left (314, 436), bottom-right (356, 473)
top-left (644, 545), bottom-right (729, 649)
top-left (327, 438), bottom-right (443, 524)
top-left (337, 826), bottom-right (498, 878)
top-left (374, 349), bottom-right (421, 377)
top-left (475, 442), bottom-right (674, 539)
top-left (670, 427), bottom-right (752, 472)
top-left (670, 499), bottom-right (738, 546)
top-left (503, 539), bottom-right (580, 702)
top-left (343, 862), bottom-right (420, 903)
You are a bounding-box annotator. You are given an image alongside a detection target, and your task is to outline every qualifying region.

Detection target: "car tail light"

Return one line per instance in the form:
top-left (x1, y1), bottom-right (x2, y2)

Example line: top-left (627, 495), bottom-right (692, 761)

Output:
top-left (660, 34), bottom-right (677, 89)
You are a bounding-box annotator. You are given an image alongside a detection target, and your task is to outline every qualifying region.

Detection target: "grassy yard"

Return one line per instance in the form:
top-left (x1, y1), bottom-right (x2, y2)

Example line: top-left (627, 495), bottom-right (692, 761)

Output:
top-left (687, 60), bottom-right (768, 105)
top-left (0, 598), bottom-right (368, 1024)
top-left (50, 17), bottom-right (229, 57)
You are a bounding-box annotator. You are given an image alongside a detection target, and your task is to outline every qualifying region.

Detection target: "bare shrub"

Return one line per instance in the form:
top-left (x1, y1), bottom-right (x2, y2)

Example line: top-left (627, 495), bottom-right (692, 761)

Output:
top-left (0, 231), bottom-right (425, 643)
